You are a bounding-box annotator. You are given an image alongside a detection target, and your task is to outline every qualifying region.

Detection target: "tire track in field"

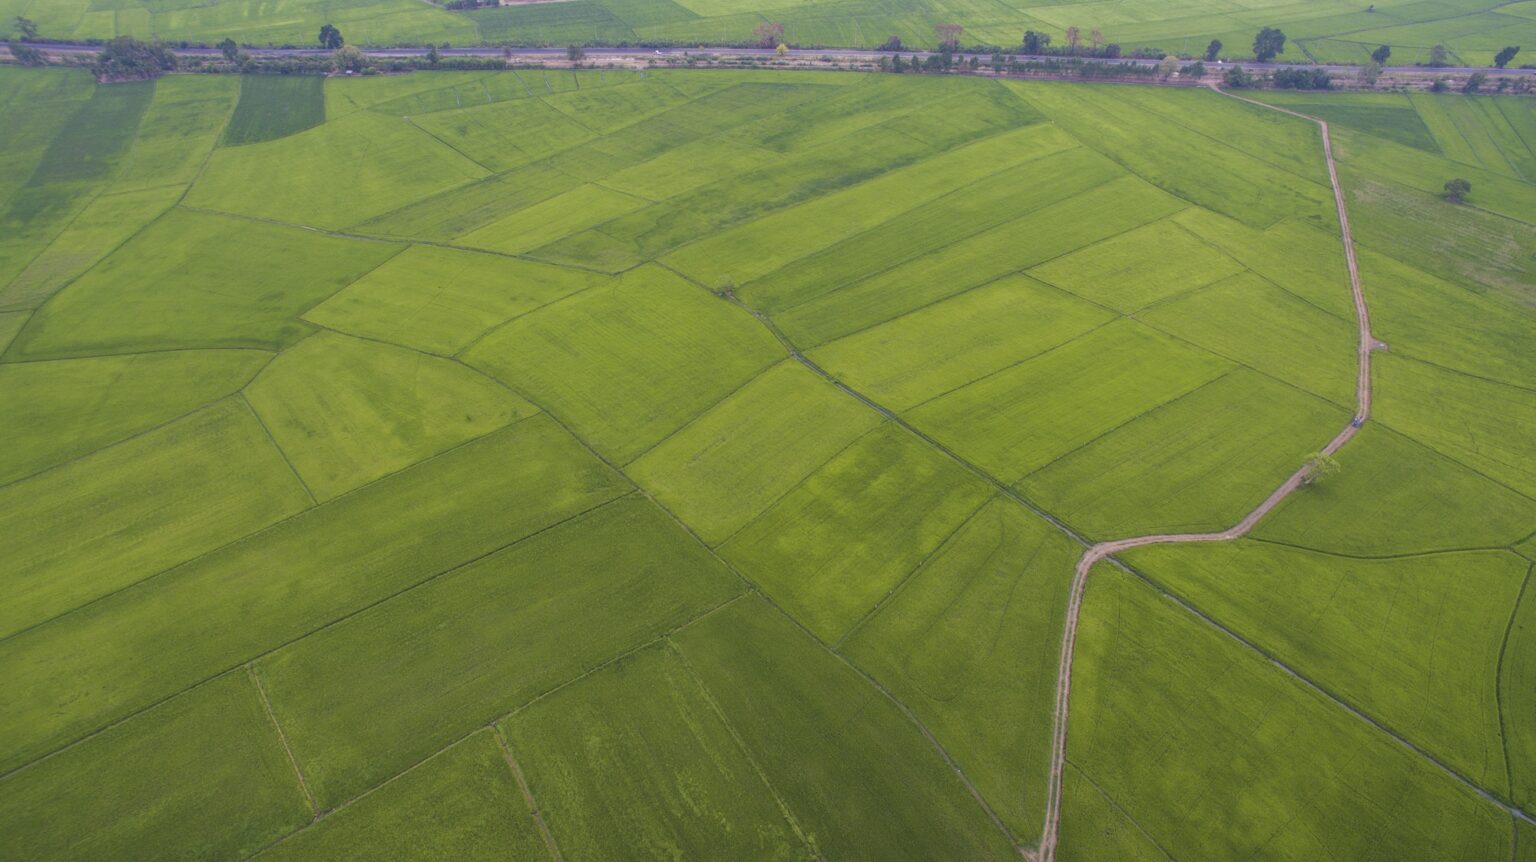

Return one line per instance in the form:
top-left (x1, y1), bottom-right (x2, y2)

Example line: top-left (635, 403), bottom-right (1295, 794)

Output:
top-left (1036, 87), bottom-right (1379, 862)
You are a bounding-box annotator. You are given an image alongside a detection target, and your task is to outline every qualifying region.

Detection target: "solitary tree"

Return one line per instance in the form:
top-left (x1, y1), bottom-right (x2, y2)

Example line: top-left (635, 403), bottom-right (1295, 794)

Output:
top-left (7, 41), bottom-right (44, 65)
top-left (318, 23), bottom-right (343, 50)
top-left (1252, 26), bottom-right (1286, 62)
top-left (426, 43), bottom-right (440, 65)
top-left (1357, 60), bottom-right (1381, 87)
top-left (1156, 54), bottom-right (1179, 78)
top-left (1090, 28), bottom-right (1104, 50)
top-left (752, 20), bottom-right (784, 48)
top-left (881, 35), bottom-right (902, 51)
top-left (1022, 30), bottom-right (1050, 54)
top-left (1463, 71), bottom-right (1487, 92)
top-left (1443, 177), bottom-right (1471, 202)
top-left (334, 44), bottom-right (366, 73)
top-left (1371, 44), bottom-right (1391, 64)
top-left (1204, 39), bottom-right (1222, 61)
top-left (935, 23), bottom-right (963, 51)
top-left (1223, 65), bottom-right (1257, 87)
top-left (1427, 43), bottom-right (1448, 66)
top-left (1301, 452), bottom-right (1340, 485)
top-left (14, 15), bottom-right (38, 40)
top-left (218, 37), bottom-right (239, 61)
top-left (565, 44), bottom-right (585, 62)
top-left (1064, 25), bottom-right (1081, 53)
top-left (1494, 45), bottom-right (1520, 68)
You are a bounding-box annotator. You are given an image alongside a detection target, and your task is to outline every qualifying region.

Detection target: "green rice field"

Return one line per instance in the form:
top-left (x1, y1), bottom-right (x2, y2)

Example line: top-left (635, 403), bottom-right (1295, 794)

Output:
top-left (0, 61), bottom-right (1533, 861)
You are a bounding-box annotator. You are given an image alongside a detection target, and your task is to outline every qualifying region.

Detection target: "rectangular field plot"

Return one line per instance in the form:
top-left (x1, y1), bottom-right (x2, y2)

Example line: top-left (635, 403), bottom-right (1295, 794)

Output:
top-left (113, 74), bottom-right (239, 192)
top-left (628, 360), bottom-right (881, 544)
top-left (0, 398), bottom-right (311, 639)
top-left (772, 175), bottom-right (1186, 347)
top-left (1252, 423), bottom-right (1536, 555)
top-left (503, 640), bottom-right (809, 859)
top-left (187, 110), bottom-right (488, 230)
top-left (304, 244), bottom-right (602, 356)
top-left (807, 274), bottom-right (1113, 411)
top-left (1029, 218), bottom-right (1244, 312)
top-left (719, 423), bottom-right (992, 641)
top-left (458, 183), bottom-right (650, 257)
top-left (843, 497), bottom-right (1081, 840)
top-left (0, 673), bottom-right (310, 862)
top-left (223, 74), bottom-right (324, 146)
top-left (256, 731), bottom-right (548, 862)
top-left (463, 265), bottom-right (783, 463)
top-left (6, 209), bottom-right (401, 359)
top-left (1065, 564), bottom-right (1510, 861)
top-left (1137, 271), bottom-right (1357, 407)
top-left (671, 596), bottom-right (1020, 860)
top-left (256, 495), bottom-right (738, 808)
top-left (1126, 540), bottom-right (1527, 794)
top-left (1019, 370), bottom-right (1347, 538)
top-left (0, 348), bottom-right (271, 485)
top-left (909, 319), bottom-right (1233, 483)
top-left (1374, 354), bottom-right (1536, 498)
top-left (0, 416), bottom-right (628, 774)
top-left (1172, 209), bottom-right (1355, 319)
top-left (409, 96), bottom-right (593, 174)
top-left (245, 332), bottom-right (537, 501)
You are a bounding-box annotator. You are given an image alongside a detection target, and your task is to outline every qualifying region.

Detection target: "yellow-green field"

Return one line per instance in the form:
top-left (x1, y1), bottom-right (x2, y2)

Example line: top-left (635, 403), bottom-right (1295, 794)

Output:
top-left (0, 63), bottom-right (1533, 861)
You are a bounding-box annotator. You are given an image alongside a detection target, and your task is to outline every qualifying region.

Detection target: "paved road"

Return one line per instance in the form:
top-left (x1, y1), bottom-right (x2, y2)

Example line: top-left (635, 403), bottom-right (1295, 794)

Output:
top-left (22, 40), bottom-right (1534, 75)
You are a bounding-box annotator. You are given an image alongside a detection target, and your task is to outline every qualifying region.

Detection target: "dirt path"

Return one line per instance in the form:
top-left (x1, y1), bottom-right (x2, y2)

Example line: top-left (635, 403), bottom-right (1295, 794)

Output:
top-left (1036, 88), bottom-right (1375, 862)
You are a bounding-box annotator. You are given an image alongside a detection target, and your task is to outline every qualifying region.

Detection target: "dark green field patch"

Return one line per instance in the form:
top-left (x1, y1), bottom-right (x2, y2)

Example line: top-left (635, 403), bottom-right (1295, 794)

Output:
top-left (223, 75), bottom-right (325, 146)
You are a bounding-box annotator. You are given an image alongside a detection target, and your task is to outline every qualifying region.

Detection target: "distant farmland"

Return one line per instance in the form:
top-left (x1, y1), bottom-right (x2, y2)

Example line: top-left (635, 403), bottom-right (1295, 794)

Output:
top-left (0, 61), bottom-right (1533, 861)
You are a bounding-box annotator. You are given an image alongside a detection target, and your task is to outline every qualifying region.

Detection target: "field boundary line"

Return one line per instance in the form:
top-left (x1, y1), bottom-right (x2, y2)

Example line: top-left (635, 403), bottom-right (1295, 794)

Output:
top-left (245, 664), bottom-right (319, 817)
top-left (618, 358), bottom-right (783, 468)
top-left (0, 491), bottom-right (638, 783)
top-left (1496, 565), bottom-right (1533, 805)
top-left (1063, 760), bottom-right (1176, 861)
top-left (666, 639), bottom-right (827, 861)
top-left (898, 317), bottom-right (1120, 414)
top-left (492, 726), bottom-right (565, 862)
top-left (0, 415), bottom-right (552, 649)
top-left (1248, 536), bottom-right (1525, 561)
top-left (239, 391), bottom-right (319, 506)
top-left (1384, 351), bottom-right (1536, 396)
top-left (1035, 88), bottom-right (1381, 862)
top-left (402, 114), bottom-right (499, 174)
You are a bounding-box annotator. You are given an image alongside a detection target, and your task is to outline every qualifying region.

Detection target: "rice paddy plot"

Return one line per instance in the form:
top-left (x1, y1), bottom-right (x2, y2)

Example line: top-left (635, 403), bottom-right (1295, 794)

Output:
top-left (462, 265), bottom-right (783, 463)
top-left (222, 75), bottom-right (325, 147)
top-left (113, 74), bottom-right (240, 192)
top-left (1126, 540), bottom-right (1528, 794)
top-left (671, 596), bottom-right (1020, 860)
top-left (1171, 208), bottom-right (1355, 319)
top-left (719, 423), bottom-right (993, 642)
top-left (1029, 217), bottom-right (1245, 313)
top-left (842, 497), bottom-right (1081, 839)
top-left (1501, 580), bottom-right (1536, 810)
top-left (909, 319), bottom-right (1233, 483)
top-left (407, 96), bottom-right (595, 174)
top-left (0, 673), bottom-right (311, 862)
top-left (1067, 564), bottom-right (1510, 861)
top-left (628, 360), bottom-right (883, 544)
top-left (0, 398), bottom-right (311, 639)
top-left (255, 496), bottom-right (739, 807)
top-left (1019, 370), bottom-right (1347, 538)
top-left (0, 416), bottom-right (628, 773)
top-left (255, 731), bottom-right (548, 862)
top-left (304, 245), bottom-right (602, 356)
top-left (502, 640), bottom-right (809, 859)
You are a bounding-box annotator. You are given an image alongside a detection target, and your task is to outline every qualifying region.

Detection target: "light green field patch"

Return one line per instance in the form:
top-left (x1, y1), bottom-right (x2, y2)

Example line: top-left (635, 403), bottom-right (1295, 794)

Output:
top-left (363, 71), bottom-right (530, 117)
top-left (304, 244), bottom-right (602, 356)
top-left (1254, 423), bottom-right (1536, 555)
top-left (458, 183), bottom-right (650, 257)
top-left (672, 596), bottom-right (1020, 860)
top-left (504, 640), bottom-right (808, 859)
top-left (256, 731), bottom-right (547, 862)
top-left (909, 319), bottom-right (1233, 482)
top-left (407, 96), bottom-right (594, 173)
top-left (245, 332), bottom-right (535, 501)
top-left (773, 175), bottom-right (1186, 347)
top-left (1030, 218), bottom-right (1244, 312)
top-left (1137, 271), bottom-right (1357, 406)
top-left (0, 348), bottom-right (271, 485)
top-left (1, 185), bottom-right (183, 312)
top-left (1374, 354), bottom-right (1536, 498)
top-left (843, 497), bottom-right (1079, 840)
top-left (258, 495), bottom-right (738, 807)
top-left (629, 360), bottom-right (881, 544)
top-left (113, 73), bottom-right (240, 191)
top-left (326, 71), bottom-right (495, 118)
top-left (541, 78), bottom-right (694, 133)
top-left (1129, 540), bottom-right (1526, 794)
top-left (602, 136), bottom-right (778, 201)
top-left (463, 265), bottom-right (783, 463)
top-left (1020, 370), bottom-right (1347, 538)
top-left (7, 210), bottom-right (401, 359)
top-left (808, 274), bottom-right (1114, 411)
top-left (1502, 576), bottom-right (1536, 810)
top-left (0, 673), bottom-right (310, 862)
top-left (0, 398), bottom-right (311, 639)
top-left (1068, 564), bottom-right (1510, 860)
top-left (719, 423), bottom-right (992, 641)
top-left (1409, 93), bottom-right (1483, 168)
top-left (0, 417), bottom-right (627, 773)
top-left (0, 311), bottom-right (25, 353)
top-left (1173, 209), bottom-right (1355, 319)
top-left (187, 110), bottom-right (488, 230)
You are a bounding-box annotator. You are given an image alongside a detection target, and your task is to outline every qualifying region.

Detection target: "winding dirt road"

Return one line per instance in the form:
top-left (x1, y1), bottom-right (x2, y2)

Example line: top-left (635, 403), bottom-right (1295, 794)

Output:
top-left (1035, 88), bottom-right (1376, 862)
